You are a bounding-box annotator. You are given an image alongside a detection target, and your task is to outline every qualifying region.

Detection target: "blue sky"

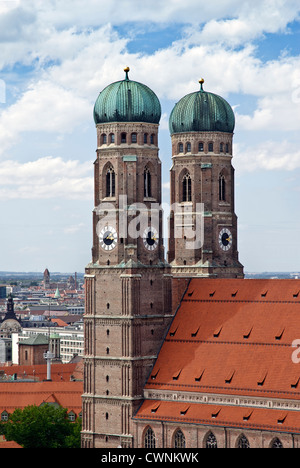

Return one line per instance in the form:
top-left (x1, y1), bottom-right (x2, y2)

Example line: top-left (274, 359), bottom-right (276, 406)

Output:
top-left (0, 0), bottom-right (299, 274)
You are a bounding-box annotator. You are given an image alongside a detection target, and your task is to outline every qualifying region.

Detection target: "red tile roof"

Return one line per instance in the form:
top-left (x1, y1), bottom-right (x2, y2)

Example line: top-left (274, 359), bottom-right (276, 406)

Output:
top-left (0, 381), bottom-right (83, 416)
top-left (137, 278), bottom-right (300, 431)
top-left (0, 440), bottom-right (23, 449)
top-left (135, 400), bottom-right (300, 434)
top-left (0, 362), bottom-right (82, 382)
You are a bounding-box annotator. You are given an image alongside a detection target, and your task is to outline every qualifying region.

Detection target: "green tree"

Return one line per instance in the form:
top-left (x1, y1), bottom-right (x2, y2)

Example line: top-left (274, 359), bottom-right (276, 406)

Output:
top-left (0, 404), bottom-right (81, 449)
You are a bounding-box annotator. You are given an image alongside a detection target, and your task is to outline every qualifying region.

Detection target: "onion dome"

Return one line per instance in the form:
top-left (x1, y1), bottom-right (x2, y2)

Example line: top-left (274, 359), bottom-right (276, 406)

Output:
top-left (94, 67), bottom-right (161, 125)
top-left (169, 79), bottom-right (235, 135)
top-left (0, 294), bottom-right (22, 334)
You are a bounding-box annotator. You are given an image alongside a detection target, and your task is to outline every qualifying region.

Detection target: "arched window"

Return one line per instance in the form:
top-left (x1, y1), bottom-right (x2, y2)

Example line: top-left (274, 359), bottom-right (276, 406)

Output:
top-left (178, 143), bottom-right (184, 153)
top-left (131, 133), bottom-right (137, 144)
top-left (271, 438), bottom-right (283, 449)
top-left (101, 134), bottom-right (107, 144)
top-left (219, 174), bottom-right (226, 201)
top-left (121, 133), bottom-right (127, 143)
top-left (144, 427), bottom-right (156, 448)
top-left (144, 133), bottom-right (148, 144)
top-left (198, 142), bottom-right (204, 152)
top-left (208, 142), bottom-right (214, 152)
top-left (206, 432), bottom-right (218, 448)
top-left (237, 434), bottom-right (250, 448)
top-left (109, 133), bottom-right (115, 144)
top-left (182, 173), bottom-right (192, 202)
top-left (106, 166), bottom-right (115, 197)
top-left (226, 143), bottom-right (229, 153)
top-left (150, 134), bottom-right (155, 145)
top-left (174, 429), bottom-right (186, 448)
top-left (220, 142), bottom-right (224, 153)
top-left (144, 167), bottom-right (152, 198)
top-left (186, 142), bottom-right (191, 153)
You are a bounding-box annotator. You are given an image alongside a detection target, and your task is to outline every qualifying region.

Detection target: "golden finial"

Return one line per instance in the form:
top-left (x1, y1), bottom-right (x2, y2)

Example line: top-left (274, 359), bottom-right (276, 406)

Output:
top-left (124, 67), bottom-right (130, 80)
top-left (199, 78), bottom-right (205, 91)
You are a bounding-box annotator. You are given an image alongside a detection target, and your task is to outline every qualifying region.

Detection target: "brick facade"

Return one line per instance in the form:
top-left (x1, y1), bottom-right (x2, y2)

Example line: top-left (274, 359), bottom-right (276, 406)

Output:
top-left (168, 130), bottom-right (244, 278)
top-left (82, 118), bottom-right (174, 448)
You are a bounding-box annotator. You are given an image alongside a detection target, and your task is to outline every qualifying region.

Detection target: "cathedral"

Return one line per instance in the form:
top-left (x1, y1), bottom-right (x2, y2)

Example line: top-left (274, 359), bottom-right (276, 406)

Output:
top-left (81, 68), bottom-right (300, 449)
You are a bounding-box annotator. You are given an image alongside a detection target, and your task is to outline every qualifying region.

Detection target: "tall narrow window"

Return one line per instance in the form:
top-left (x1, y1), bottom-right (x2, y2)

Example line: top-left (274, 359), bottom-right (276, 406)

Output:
top-left (237, 434), bottom-right (250, 448)
top-left (144, 167), bottom-right (152, 198)
top-left (186, 142), bottom-right (191, 153)
top-left (206, 432), bottom-right (218, 448)
top-left (198, 142), bottom-right (204, 152)
top-left (182, 173), bottom-right (192, 202)
top-left (208, 142), bottom-right (214, 152)
top-left (121, 133), bottom-right (127, 143)
top-left (174, 430), bottom-right (186, 448)
top-left (219, 174), bottom-right (226, 201)
top-left (106, 166), bottom-right (115, 197)
top-left (131, 133), bottom-right (137, 143)
top-left (144, 427), bottom-right (156, 448)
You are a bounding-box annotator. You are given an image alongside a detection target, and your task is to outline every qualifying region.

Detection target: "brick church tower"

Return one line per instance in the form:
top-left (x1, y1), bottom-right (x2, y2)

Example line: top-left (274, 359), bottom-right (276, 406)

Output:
top-left (81, 68), bottom-right (173, 448)
top-left (168, 79), bottom-right (244, 279)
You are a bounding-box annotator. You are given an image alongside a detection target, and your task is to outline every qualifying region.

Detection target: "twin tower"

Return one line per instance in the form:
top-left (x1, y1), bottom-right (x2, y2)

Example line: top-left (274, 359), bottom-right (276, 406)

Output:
top-left (82, 68), bottom-right (244, 448)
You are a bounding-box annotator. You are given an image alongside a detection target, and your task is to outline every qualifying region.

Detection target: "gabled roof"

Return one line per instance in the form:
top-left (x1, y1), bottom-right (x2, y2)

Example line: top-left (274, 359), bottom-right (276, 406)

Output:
top-left (0, 438), bottom-right (22, 448)
top-left (0, 381), bottom-right (83, 416)
top-left (136, 278), bottom-right (300, 431)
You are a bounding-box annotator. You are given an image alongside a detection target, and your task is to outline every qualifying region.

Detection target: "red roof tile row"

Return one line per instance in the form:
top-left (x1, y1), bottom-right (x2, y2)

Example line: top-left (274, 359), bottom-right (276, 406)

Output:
top-left (134, 399), bottom-right (300, 434)
top-left (0, 362), bottom-right (82, 382)
top-left (0, 381), bottom-right (83, 416)
top-left (137, 278), bottom-right (300, 431)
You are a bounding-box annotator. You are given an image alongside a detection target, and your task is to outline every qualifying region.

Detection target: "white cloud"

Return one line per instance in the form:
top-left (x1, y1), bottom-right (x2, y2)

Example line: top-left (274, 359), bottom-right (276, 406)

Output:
top-left (0, 79), bottom-right (92, 156)
top-left (185, 0), bottom-right (300, 46)
top-left (0, 156), bottom-right (93, 199)
top-left (20, 0), bottom-right (300, 32)
top-left (234, 140), bottom-right (300, 172)
top-left (0, 0), bottom-right (299, 176)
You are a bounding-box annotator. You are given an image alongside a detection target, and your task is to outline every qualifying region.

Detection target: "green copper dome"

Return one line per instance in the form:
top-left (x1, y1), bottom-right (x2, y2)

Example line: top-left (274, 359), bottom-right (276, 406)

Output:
top-left (94, 68), bottom-right (161, 125)
top-left (169, 79), bottom-right (235, 135)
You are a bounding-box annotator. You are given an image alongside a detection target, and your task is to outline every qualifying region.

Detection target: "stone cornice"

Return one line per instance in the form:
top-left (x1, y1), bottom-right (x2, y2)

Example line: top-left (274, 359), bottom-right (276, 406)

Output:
top-left (144, 388), bottom-right (300, 412)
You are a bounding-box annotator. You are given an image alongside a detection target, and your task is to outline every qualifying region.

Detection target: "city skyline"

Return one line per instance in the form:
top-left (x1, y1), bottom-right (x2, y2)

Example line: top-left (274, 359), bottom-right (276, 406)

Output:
top-left (0, 1), bottom-right (299, 273)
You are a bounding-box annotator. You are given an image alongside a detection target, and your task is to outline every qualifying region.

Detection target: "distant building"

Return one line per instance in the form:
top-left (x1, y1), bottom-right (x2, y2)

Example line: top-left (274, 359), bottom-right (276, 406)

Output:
top-left (18, 334), bottom-right (49, 366)
top-left (0, 294), bottom-right (22, 340)
top-left (0, 286), bottom-right (6, 299)
top-left (43, 268), bottom-right (50, 289)
top-left (0, 380), bottom-right (82, 422)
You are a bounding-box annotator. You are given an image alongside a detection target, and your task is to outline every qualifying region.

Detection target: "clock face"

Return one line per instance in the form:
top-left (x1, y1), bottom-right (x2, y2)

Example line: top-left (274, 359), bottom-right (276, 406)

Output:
top-left (219, 228), bottom-right (233, 251)
top-left (143, 226), bottom-right (159, 251)
top-left (99, 226), bottom-right (118, 251)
